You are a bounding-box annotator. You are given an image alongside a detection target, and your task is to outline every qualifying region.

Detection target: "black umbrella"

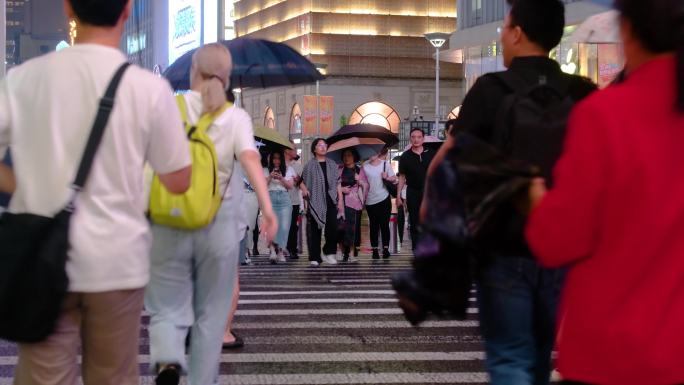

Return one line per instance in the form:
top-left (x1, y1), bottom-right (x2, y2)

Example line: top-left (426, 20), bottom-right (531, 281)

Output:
top-left (326, 124), bottom-right (399, 147)
top-left (163, 38), bottom-right (325, 91)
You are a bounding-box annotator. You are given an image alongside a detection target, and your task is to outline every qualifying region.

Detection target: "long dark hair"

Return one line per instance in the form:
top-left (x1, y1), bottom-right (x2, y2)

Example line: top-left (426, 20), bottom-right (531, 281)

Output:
top-left (268, 150), bottom-right (287, 176)
top-left (615, 0), bottom-right (684, 112)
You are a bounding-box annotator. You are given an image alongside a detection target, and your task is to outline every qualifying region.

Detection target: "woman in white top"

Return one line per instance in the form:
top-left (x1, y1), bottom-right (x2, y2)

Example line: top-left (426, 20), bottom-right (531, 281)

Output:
top-left (363, 147), bottom-right (397, 259)
top-left (145, 43), bottom-right (277, 385)
top-left (264, 150), bottom-right (295, 263)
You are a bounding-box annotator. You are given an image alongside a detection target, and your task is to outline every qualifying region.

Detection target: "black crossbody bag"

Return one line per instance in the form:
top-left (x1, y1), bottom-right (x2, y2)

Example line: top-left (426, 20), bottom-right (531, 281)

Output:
top-left (0, 63), bottom-right (130, 343)
top-left (383, 161), bottom-right (398, 198)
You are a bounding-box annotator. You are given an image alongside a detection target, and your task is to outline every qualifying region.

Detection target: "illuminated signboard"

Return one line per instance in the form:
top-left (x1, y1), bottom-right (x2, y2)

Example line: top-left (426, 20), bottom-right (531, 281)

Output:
top-left (169, 0), bottom-right (202, 64)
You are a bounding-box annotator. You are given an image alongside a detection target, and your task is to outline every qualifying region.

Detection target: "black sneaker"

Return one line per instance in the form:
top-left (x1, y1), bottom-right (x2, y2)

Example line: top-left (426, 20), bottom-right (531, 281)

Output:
top-left (372, 249), bottom-right (380, 259)
top-left (382, 248), bottom-right (391, 259)
top-left (343, 253), bottom-right (350, 262)
top-left (155, 363), bottom-right (181, 385)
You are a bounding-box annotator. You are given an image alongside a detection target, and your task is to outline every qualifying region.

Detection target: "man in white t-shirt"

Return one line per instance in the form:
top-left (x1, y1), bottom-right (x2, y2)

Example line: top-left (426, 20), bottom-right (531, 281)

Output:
top-left (285, 145), bottom-right (303, 259)
top-left (0, 1), bottom-right (191, 384)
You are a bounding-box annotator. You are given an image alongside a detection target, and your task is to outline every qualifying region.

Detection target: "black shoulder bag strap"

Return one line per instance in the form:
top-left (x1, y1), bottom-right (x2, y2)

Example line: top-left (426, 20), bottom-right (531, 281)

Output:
top-left (66, 63), bottom-right (130, 211)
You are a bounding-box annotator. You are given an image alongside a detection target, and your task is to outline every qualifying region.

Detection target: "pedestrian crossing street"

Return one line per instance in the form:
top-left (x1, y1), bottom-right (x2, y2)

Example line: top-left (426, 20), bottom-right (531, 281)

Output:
top-left (0, 253), bottom-right (491, 384)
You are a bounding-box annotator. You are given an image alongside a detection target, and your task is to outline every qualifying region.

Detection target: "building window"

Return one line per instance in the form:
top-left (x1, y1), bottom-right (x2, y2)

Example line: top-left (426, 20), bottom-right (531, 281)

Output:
top-left (264, 107), bottom-right (276, 130)
top-left (348, 101), bottom-right (401, 134)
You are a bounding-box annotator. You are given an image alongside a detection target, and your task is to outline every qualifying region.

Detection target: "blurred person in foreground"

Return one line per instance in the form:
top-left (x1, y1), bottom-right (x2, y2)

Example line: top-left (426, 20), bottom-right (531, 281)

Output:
top-left (421, 0), bottom-right (595, 383)
top-left (526, 0), bottom-right (684, 384)
top-left (0, 0), bottom-right (193, 383)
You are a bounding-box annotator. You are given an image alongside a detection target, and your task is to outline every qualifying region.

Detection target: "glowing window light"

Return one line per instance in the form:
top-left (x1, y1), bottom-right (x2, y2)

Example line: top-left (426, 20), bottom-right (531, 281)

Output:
top-left (447, 105), bottom-right (462, 120)
top-left (348, 101), bottom-right (402, 134)
top-left (264, 107), bottom-right (276, 130)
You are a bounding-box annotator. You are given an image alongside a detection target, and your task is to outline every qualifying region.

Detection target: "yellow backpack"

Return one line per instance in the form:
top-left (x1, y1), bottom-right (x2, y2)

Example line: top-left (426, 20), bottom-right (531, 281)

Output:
top-left (149, 95), bottom-right (231, 230)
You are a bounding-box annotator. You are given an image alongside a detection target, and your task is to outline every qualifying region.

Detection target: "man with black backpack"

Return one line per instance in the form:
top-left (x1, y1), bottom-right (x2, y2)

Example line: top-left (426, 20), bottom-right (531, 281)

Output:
top-left (427, 1), bottom-right (596, 384)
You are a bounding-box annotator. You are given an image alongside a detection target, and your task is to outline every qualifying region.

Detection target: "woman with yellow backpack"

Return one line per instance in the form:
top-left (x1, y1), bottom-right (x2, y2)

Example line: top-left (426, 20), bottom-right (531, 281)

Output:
top-left (144, 43), bottom-right (277, 385)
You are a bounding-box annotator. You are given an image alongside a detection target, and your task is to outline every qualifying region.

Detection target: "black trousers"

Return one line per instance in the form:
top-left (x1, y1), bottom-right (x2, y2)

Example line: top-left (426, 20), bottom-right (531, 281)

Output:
top-left (252, 218), bottom-right (259, 253)
top-left (406, 188), bottom-right (423, 251)
top-left (397, 204), bottom-right (406, 244)
top-left (355, 208), bottom-right (362, 249)
top-left (366, 196), bottom-right (391, 249)
top-left (307, 198), bottom-right (338, 262)
top-left (287, 204), bottom-right (300, 255)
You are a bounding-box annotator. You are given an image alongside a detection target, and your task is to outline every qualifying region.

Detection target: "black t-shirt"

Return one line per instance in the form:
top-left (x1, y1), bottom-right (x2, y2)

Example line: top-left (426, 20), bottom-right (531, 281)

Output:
top-left (319, 161), bottom-right (329, 193)
top-left (398, 148), bottom-right (436, 192)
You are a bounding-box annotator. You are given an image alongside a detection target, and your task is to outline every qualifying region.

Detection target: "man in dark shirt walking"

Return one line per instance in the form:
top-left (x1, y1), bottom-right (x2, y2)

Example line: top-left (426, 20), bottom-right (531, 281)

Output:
top-left (397, 128), bottom-right (436, 252)
top-left (427, 0), bottom-right (595, 384)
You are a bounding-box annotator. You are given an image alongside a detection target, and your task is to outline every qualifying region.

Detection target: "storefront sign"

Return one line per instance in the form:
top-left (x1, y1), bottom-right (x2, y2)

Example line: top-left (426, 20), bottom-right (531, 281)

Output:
top-left (303, 95), bottom-right (317, 136)
top-left (169, 0), bottom-right (202, 64)
top-left (319, 96), bottom-right (334, 136)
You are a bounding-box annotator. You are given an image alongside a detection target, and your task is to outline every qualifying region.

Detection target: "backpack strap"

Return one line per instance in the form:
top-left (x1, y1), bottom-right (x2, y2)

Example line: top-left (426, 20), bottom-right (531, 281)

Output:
top-left (194, 102), bottom-right (233, 135)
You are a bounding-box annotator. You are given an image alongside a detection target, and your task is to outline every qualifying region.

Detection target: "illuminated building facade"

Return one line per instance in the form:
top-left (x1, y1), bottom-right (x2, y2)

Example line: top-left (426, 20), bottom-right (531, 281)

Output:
top-left (444, 0), bottom-right (621, 90)
top-left (231, 0), bottom-right (464, 160)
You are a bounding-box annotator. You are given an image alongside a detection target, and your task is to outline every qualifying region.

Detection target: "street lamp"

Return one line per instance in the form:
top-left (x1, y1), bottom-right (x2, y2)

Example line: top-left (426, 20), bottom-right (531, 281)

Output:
top-left (425, 32), bottom-right (451, 134)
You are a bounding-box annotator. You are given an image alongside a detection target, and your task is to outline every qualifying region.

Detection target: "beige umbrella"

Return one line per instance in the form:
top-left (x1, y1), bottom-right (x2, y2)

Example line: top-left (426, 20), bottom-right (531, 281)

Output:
top-left (253, 125), bottom-right (294, 150)
top-left (326, 137), bottom-right (386, 163)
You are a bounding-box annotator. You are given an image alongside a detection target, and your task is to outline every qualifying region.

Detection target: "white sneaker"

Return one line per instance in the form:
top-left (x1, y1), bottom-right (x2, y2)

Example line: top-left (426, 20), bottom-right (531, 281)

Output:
top-left (310, 261), bottom-right (320, 267)
top-left (335, 253), bottom-right (344, 262)
top-left (347, 255), bottom-right (359, 263)
top-left (276, 251), bottom-right (286, 263)
top-left (323, 254), bottom-right (338, 265)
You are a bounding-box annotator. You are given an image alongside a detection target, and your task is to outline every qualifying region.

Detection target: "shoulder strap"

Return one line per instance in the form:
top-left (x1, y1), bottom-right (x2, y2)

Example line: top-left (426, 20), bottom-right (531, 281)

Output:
top-left (70, 63), bottom-right (130, 197)
top-left (175, 94), bottom-right (190, 129)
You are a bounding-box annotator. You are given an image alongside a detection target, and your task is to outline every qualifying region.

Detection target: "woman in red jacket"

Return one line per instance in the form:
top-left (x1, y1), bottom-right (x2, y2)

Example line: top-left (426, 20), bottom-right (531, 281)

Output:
top-left (526, 0), bottom-right (684, 384)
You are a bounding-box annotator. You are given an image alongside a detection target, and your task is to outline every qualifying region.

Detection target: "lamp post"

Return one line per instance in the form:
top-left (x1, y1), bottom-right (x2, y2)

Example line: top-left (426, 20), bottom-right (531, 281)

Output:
top-left (425, 32), bottom-right (450, 135)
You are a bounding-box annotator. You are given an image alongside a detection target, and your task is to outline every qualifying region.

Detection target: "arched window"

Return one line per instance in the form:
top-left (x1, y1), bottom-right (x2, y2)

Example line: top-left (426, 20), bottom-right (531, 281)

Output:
top-left (289, 103), bottom-right (302, 135)
top-left (447, 105), bottom-right (462, 120)
top-left (289, 103), bottom-right (303, 157)
top-left (348, 101), bottom-right (401, 133)
top-left (264, 107), bottom-right (275, 130)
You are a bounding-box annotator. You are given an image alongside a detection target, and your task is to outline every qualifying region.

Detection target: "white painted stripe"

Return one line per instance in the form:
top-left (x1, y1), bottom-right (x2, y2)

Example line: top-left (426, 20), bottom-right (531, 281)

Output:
top-left (239, 298), bottom-right (397, 304)
top-left (229, 320), bottom-right (479, 329)
top-left (236, 308), bottom-right (479, 316)
top-left (240, 290), bottom-right (396, 295)
top-left (329, 279), bottom-right (390, 283)
top-left (0, 373), bottom-right (489, 385)
top-left (0, 351), bottom-right (485, 366)
top-left (240, 285), bottom-right (392, 289)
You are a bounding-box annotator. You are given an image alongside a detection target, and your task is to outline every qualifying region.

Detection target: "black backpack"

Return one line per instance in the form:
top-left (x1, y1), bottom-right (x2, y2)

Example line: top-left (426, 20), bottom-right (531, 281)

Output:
top-left (492, 71), bottom-right (577, 184)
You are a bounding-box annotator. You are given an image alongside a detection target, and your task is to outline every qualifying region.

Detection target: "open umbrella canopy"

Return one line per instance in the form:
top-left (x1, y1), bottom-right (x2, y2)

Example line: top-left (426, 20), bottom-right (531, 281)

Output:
top-left (327, 124), bottom-right (399, 147)
top-left (404, 136), bottom-right (444, 151)
top-left (326, 137), bottom-right (386, 164)
top-left (253, 126), bottom-right (293, 152)
top-left (163, 38), bottom-right (324, 91)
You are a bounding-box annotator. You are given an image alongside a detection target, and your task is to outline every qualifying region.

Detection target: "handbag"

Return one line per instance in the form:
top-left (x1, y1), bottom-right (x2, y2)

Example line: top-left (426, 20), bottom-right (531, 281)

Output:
top-left (0, 63), bottom-right (130, 343)
top-left (382, 161), bottom-right (398, 198)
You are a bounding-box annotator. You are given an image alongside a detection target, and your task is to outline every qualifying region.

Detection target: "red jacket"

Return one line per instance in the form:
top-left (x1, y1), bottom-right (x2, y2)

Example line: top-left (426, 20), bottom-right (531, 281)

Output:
top-left (526, 56), bottom-right (684, 385)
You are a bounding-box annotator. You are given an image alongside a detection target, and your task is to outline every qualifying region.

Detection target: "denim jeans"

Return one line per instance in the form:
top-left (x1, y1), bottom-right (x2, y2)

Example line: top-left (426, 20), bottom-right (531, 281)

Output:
top-left (476, 256), bottom-right (566, 385)
top-left (269, 190), bottom-right (292, 248)
top-left (145, 203), bottom-right (239, 385)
